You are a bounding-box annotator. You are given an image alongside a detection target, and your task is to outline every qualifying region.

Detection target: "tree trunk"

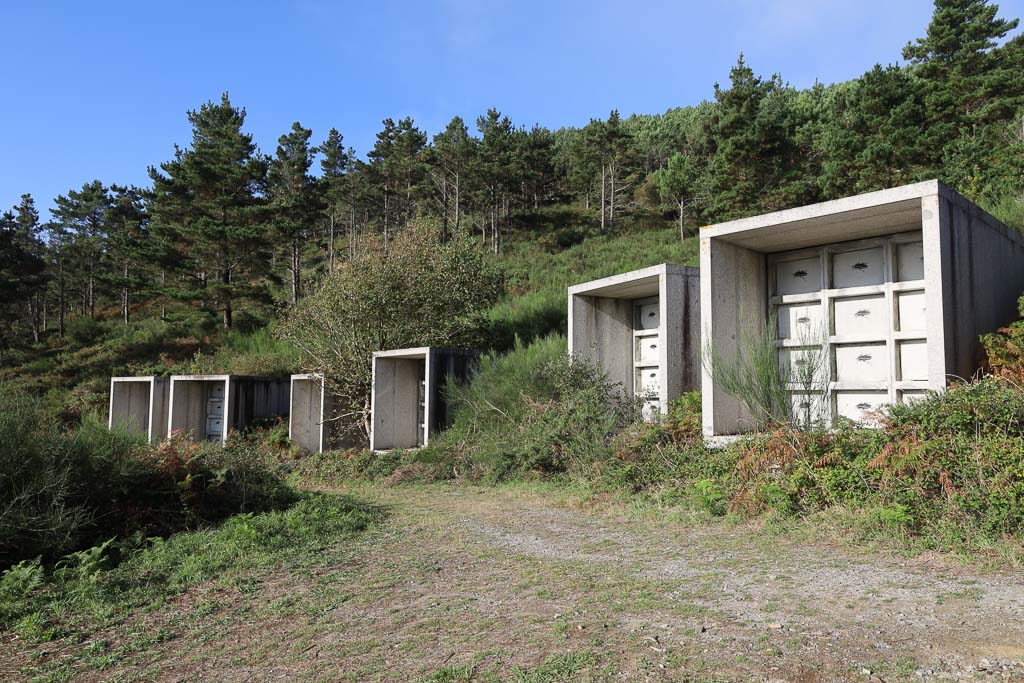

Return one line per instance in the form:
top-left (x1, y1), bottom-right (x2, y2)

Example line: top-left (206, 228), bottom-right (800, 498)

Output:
top-left (122, 261), bottom-right (130, 324)
top-left (609, 160), bottom-right (616, 228)
top-left (491, 203), bottom-right (499, 255)
top-left (328, 211), bottom-right (336, 272)
top-left (600, 164), bottom-right (607, 230)
top-left (160, 270), bottom-right (167, 321)
top-left (440, 173), bottom-right (449, 242)
top-left (350, 206), bottom-right (357, 260)
top-left (291, 238), bottom-right (301, 304)
top-left (58, 258), bottom-right (65, 338)
top-left (678, 200), bottom-right (686, 241)
top-left (454, 172), bottom-right (461, 232)
top-left (222, 268), bottom-right (232, 329)
top-left (87, 250), bottom-right (97, 319)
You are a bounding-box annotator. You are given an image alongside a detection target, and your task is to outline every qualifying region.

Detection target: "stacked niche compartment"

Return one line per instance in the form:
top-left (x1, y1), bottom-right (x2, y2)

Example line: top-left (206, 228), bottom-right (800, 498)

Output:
top-left (769, 231), bottom-right (928, 426)
top-left (632, 296), bottom-right (662, 420)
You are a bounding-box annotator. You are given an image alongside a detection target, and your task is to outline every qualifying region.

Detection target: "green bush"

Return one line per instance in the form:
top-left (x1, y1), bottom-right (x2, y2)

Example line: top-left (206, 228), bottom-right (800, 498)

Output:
top-left (427, 335), bottom-right (638, 480)
top-left (0, 385), bottom-right (296, 568)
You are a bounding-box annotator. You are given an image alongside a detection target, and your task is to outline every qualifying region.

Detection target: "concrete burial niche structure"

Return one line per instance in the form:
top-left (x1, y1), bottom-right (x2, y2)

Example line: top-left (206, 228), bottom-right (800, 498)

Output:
top-left (568, 263), bottom-right (701, 420)
top-left (289, 373), bottom-right (341, 453)
top-left (700, 179), bottom-right (1024, 440)
top-left (370, 347), bottom-right (479, 451)
top-left (108, 376), bottom-right (170, 443)
top-left (168, 375), bottom-right (290, 445)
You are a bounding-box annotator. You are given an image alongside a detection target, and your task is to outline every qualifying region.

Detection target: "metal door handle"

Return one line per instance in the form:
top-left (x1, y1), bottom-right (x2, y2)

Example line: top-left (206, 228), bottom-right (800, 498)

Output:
top-left (856, 402), bottom-right (871, 410)
top-left (855, 309), bottom-right (871, 317)
top-left (853, 262), bottom-right (869, 271)
top-left (857, 354), bottom-right (872, 362)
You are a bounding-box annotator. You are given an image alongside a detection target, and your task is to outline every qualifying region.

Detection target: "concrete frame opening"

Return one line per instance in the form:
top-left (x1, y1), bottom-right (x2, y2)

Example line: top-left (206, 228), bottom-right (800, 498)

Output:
top-left (370, 348), bottom-right (479, 451)
top-left (289, 374), bottom-right (342, 453)
top-left (108, 376), bottom-right (169, 443)
top-left (568, 263), bottom-right (700, 421)
top-left (168, 375), bottom-right (290, 445)
top-left (700, 180), bottom-right (1024, 440)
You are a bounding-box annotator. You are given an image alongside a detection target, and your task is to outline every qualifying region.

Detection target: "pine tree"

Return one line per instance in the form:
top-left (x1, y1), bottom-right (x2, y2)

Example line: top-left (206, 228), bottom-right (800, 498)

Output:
top-left (428, 116), bottom-right (477, 240)
top-left (148, 93), bottom-right (268, 329)
top-left (904, 0), bottom-right (1023, 182)
top-left (318, 128), bottom-right (352, 267)
top-left (268, 122), bottom-right (322, 304)
top-left (52, 180), bottom-right (112, 319)
top-left (13, 194), bottom-right (47, 341)
top-left (105, 186), bottom-right (151, 324)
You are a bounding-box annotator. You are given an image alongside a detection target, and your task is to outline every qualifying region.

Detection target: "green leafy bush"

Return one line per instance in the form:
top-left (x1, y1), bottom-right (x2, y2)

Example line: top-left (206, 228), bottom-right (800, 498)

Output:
top-left (0, 384), bottom-right (296, 568)
top-left (427, 335), bottom-right (638, 480)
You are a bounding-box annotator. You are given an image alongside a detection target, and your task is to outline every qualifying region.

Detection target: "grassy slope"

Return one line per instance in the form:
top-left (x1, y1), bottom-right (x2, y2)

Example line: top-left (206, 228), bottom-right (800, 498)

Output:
top-left (0, 208), bottom-right (690, 419)
top-left (489, 219), bottom-right (698, 350)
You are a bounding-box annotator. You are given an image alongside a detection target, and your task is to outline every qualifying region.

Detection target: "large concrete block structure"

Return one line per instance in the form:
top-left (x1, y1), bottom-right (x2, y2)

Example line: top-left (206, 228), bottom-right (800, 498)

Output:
top-left (568, 263), bottom-right (701, 420)
top-left (370, 347), bottom-right (479, 451)
top-left (108, 376), bottom-right (170, 443)
top-left (289, 373), bottom-right (341, 453)
top-left (168, 375), bottom-right (290, 445)
top-left (700, 180), bottom-right (1024, 438)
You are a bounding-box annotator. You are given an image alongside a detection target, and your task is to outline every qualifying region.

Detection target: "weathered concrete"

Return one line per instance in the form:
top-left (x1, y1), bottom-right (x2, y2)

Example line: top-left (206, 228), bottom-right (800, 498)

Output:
top-left (108, 376), bottom-right (170, 443)
top-left (370, 348), bottom-right (479, 451)
top-left (168, 375), bottom-right (290, 445)
top-left (700, 180), bottom-right (1024, 439)
top-left (289, 374), bottom-right (346, 453)
top-left (568, 263), bottom-right (700, 420)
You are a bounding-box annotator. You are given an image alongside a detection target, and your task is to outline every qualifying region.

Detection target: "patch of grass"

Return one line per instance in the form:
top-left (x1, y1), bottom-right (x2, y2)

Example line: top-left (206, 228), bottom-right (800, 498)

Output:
top-left (511, 651), bottom-right (600, 682)
top-left (1, 492), bottom-right (379, 679)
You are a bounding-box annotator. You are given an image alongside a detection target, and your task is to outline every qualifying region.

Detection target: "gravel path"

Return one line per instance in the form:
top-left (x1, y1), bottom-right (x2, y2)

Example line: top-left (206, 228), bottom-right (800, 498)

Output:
top-left (7, 483), bottom-right (1022, 682)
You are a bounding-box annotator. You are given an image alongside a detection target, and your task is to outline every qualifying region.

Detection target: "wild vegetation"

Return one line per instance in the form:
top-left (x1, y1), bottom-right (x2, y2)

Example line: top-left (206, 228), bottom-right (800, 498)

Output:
top-left (2, 7), bottom-right (1024, 675)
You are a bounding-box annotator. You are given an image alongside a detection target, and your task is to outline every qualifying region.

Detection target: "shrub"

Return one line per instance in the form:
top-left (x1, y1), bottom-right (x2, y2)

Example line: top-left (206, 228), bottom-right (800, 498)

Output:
top-left (981, 294), bottom-right (1024, 380)
top-left (279, 223), bottom-right (502, 441)
top-left (0, 384), bottom-right (296, 568)
top-left (427, 335), bottom-right (638, 480)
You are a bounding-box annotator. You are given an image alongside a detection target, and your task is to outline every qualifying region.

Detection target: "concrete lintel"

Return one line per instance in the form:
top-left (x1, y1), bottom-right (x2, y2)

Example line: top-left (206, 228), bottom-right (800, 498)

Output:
top-left (567, 263), bottom-right (674, 299)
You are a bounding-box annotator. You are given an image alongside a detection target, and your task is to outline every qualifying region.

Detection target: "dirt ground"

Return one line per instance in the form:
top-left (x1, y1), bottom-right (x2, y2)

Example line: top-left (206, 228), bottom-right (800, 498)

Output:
top-left (4, 483), bottom-right (1024, 682)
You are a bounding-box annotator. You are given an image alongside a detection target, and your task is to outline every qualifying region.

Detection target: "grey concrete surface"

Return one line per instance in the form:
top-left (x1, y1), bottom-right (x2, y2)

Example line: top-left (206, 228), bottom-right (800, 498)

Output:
top-left (108, 376), bottom-right (169, 443)
top-left (700, 180), bottom-right (1024, 439)
top-left (568, 263), bottom-right (700, 420)
top-left (370, 348), bottom-right (479, 451)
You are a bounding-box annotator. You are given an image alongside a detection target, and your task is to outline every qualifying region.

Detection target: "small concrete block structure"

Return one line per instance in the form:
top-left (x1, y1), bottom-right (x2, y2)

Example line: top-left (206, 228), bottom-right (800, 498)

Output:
top-left (108, 376), bottom-right (170, 443)
top-left (370, 347), bottom-right (479, 451)
top-left (700, 180), bottom-right (1024, 438)
top-left (289, 374), bottom-right (340, 453)
top-left (568, 263), bottom-right (701, 420)
top-left (168, 375), bottom-right (290, 445)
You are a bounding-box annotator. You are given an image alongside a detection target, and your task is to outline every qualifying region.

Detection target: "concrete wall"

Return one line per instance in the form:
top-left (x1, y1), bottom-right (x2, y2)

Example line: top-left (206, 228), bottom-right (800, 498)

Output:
top-left (370, 348), bottom-right (480, 451)
top-left (699, 240), bottom-right (767, 436)
top-left (108, 376), bottom-right (169, 443)
top-left (289, 375), bottom-right (321, 453)
top-left (427, 350), bottom-right (479, 435)
top-left (663, 266), bottom-right (702, 404)
top-left (228, 378), bottom-right (290, 430)
top-left (937, 191), bottom-right (1024, 382)
top-left (371, 357), bottom-right (424, 451)
top-left (569, 295), bottom-right (634, 396)
top-left (569, 263), bottom-right (700, 419)
top-left (289, 374), bottom-right (350, 453)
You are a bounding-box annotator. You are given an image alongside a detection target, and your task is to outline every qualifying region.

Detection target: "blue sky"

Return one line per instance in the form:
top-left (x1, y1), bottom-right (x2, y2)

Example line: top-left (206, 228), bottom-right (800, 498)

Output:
top-left (2, 0), bottom-right (1022, 219)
